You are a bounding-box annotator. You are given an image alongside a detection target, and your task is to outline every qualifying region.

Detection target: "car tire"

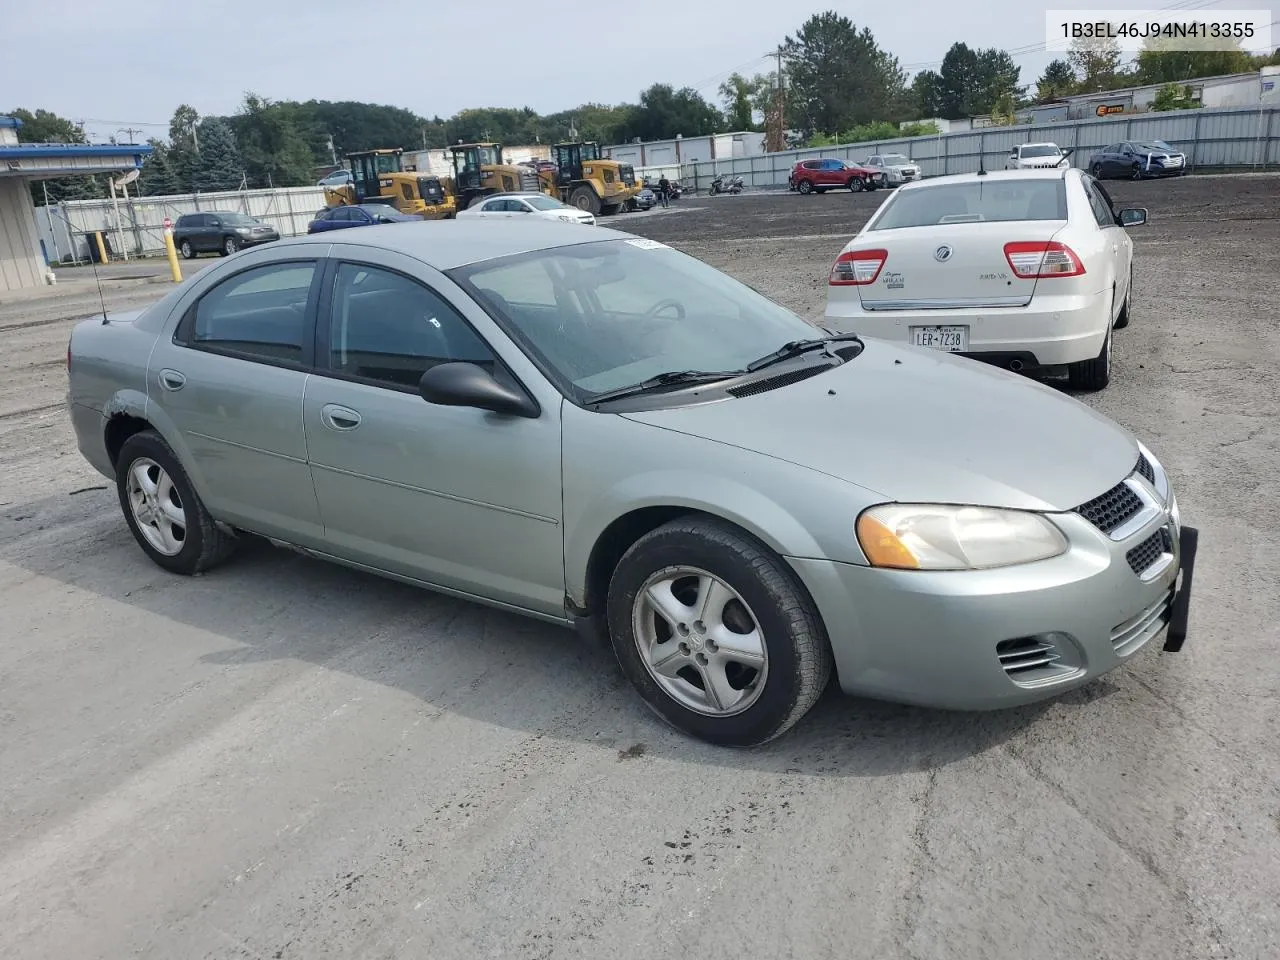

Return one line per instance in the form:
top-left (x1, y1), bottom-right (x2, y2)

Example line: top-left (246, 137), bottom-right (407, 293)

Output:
top-left (222, 236), bottom-right (240, 256)
top-left (115, 429), bottom-right (238, 576)
top-left (605, 515), bottom-right (833, 747)
top-left (848, 176), bottom-right (864, 192)
top-left (797, 180), bottom-right (813, 194)
top-left (1068, 321), bottom-right (1112, 392)
top-left (1131, 163), bottom-right (1144, 181)
top-left (1090, 162), bottom-right (1103, 178)
top-left (569, 184), bottom-right (602, 215)
top-left (179, 240), bottom-right (194, 259)
top-left (1114, 272), bottom-right (1132, 330)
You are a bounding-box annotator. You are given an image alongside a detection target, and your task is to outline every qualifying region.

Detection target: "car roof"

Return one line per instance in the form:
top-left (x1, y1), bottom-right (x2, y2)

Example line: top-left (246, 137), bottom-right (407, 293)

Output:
top-left (1020, 142), bottom-right (1061, 148)
top-left (895, 167), bottom-right (1074, 192)
top-left (481, 192), bottom-right (556, 201)
top-left (268, 219), bottom-right (632, 269)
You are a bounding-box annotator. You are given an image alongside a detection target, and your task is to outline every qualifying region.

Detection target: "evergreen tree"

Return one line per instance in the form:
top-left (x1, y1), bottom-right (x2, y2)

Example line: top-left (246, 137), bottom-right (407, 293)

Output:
top-left (192, 117), bottom-right (244, 192)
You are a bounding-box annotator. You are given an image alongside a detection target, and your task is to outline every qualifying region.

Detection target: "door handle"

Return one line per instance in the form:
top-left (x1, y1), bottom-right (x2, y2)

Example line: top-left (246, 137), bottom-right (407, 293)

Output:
top-left (158, 369), bottom-right (186, 391)
top-left (321, 403), bottom-right (362, 431)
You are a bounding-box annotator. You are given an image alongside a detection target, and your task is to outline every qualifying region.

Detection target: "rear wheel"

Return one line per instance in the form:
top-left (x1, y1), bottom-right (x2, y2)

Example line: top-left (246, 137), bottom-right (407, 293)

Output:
top-left (569, 185), bottom-right (602, 215)
top-left (848, 176), bottom-right (864, 192)
top-left (179, 240), bottom-right (194, 259)
top-left (605, 516), bottom-right (833, 746)
top-left (115, 430), bottom-right (237, 575)
top-left (1090, 162), bottom-right (1103, 178)
top-left (1068, 322), bottom-right (1112, 391)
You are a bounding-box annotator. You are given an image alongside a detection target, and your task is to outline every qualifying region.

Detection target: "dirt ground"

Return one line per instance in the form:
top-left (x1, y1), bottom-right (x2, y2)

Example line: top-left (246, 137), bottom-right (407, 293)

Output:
top-left (2, 174), bottom-right (1278, 960)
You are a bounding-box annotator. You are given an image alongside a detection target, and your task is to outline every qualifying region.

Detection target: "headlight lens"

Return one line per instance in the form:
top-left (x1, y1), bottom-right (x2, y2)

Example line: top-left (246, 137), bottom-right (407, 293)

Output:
top-left (855, 504), bottom-right (1068, 571)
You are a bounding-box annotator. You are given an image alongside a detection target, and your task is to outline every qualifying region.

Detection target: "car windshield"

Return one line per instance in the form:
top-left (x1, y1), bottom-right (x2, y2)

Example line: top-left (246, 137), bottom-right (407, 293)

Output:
top-left (220, 213), bottom-right (256, 226)
top-left (869, 179), bottom-right (1067, 229)
top-left (1137, 140), bottom-right (1173, 151)
top-left (1020, 145), bottom-right (1060, 157)
top-left (449, 239), bottom-right (823, 402)
top-left (881, 154), bottom-right (909, 164)
top-left (523, 195), bottom-right (567, 211)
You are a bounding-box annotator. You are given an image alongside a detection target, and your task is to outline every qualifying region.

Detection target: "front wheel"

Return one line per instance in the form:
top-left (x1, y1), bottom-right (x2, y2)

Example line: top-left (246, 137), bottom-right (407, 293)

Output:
top-left (1131, 163), bottom-right (1144, 181)
top-left (797, 180), bottom-right (813, 195)
top-left (848, 177), bottom-right (864, 192)
top-left (605, 516), bottom-right (833, 746)
top-left (222, 236), bottom-right (240, 256)
top-left (115, 430), bottom-right (238, 575)
top-left (1114, 271), bottom-right (1132, 329)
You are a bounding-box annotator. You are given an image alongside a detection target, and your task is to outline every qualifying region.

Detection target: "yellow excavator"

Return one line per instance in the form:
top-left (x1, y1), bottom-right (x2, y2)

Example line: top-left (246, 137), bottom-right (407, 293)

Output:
top-left (323, 148), bottom-right (456, 219)
top-left (446, 142), bottom-right (548, 210)
top-left (544, 141), bottom-right (636, 216)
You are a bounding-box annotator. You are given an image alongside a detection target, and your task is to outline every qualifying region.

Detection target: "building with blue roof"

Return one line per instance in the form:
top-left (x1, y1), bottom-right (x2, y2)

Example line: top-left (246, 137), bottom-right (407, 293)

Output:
top-left (0, 115), bottom-right (152, 292)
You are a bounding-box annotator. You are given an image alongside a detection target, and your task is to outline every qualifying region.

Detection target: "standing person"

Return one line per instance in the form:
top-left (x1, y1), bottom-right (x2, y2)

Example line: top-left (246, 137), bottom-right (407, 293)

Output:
top-left (657, 174), bottom-right (670, 207)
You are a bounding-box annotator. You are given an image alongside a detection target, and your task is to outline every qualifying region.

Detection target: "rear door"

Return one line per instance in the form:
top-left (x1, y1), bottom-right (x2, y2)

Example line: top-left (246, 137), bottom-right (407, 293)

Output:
top-left (149, 255), bottom-right (325, 543)
top-left (1082, 176), bottom-right (1129, 303)
top-left (847, 179), bottom-right (1070, 310)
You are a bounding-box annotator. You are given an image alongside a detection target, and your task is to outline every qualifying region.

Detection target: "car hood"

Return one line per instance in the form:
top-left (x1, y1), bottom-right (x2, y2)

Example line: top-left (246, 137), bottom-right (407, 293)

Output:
top-left (620, 339), bottom-right (1138, 512)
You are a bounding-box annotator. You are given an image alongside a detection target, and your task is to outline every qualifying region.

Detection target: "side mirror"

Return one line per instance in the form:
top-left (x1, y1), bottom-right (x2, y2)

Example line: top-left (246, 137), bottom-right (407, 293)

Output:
top-left (418, 362), bottom-right (539, 418)
top-left (1119, 208), bottom-right (1147, 227)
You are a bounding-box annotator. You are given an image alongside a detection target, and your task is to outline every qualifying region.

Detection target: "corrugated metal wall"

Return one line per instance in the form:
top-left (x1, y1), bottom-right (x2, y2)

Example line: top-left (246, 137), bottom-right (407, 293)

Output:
top-left (679, 104), bottom-right (1280, 189)
top-left (37, 185), bottom-right (328, 261)
top-left (0, 179), bottom-right (45, 293)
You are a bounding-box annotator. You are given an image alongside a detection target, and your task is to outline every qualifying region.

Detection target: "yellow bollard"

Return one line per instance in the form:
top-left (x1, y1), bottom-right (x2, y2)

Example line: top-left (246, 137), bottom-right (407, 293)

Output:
top-left (162, 217), bottom-right (182, 283)
top-left (94, 231), bottom-right (108, 264)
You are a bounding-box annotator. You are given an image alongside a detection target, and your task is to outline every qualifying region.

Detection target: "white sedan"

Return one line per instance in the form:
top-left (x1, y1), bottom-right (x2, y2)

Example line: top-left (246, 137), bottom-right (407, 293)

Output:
top-left (822, 168), bottom-right (1146, 391)
top-left (457, 192), bottom-right (596, 225)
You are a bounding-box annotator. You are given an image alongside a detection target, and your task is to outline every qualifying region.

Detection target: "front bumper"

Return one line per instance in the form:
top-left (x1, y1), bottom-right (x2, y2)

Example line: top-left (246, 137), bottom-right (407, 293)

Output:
top-left (823, 288), bottom-right (1110, 367)
top-left (240, 232), bottom-right (279, 246)
top-left (787, 509), bottom-right (1196, 711)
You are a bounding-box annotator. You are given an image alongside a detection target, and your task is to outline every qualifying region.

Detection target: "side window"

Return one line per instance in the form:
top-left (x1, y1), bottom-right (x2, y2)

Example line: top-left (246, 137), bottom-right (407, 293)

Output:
top-left (1082, 179), bottom-right (1114, 228)
top-left (327, 263), bottom-right (497, 390)
top-left (400, 183), bottom-right (413, 201)
top-left (183, 261), bottom-right (317, 365)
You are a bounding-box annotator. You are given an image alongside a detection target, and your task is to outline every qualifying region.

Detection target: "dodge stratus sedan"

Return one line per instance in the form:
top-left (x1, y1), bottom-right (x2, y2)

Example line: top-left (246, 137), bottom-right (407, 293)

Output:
top-left (66, 220), bottom-right (1197, 746)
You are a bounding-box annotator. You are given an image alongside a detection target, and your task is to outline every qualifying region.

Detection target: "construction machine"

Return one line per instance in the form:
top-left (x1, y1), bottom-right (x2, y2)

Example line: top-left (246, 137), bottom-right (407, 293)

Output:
top-left (546, 141), bottom-right (636, 216)
top-left (324, 148), bottom-right (456, 219)
top-left (446, 143), bottom-right (547, 210)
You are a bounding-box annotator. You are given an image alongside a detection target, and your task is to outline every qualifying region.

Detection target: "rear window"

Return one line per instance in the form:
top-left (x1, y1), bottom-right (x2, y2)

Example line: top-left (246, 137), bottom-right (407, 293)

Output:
top-left (869, 179), bottom-right (1067, 229)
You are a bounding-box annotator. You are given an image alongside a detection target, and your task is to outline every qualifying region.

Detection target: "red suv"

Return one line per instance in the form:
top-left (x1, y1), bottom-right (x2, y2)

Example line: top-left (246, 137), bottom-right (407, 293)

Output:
top-left (789, 158), bottom-right (885, 194)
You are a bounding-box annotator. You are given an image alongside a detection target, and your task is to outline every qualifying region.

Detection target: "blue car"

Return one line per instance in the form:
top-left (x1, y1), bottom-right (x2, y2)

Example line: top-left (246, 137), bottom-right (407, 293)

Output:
top-left (307, 204), bottom-right (423, 233)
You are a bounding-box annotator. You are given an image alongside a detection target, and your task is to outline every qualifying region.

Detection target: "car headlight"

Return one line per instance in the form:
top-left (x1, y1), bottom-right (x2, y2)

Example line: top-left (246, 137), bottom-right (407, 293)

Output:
top-left (855, 504), bottom-right (1068, 571)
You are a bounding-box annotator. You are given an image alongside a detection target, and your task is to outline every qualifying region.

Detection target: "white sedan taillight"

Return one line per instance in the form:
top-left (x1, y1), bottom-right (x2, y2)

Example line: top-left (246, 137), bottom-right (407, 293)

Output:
top-left (1003, 240), bottom-right (1086, 278)
top-left (829, 248), bottom-right (888, 285)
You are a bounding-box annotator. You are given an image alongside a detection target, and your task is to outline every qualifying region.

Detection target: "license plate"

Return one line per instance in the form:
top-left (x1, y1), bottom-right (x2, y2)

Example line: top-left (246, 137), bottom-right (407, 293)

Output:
top-left (910, 325), bottom-right (968, 351)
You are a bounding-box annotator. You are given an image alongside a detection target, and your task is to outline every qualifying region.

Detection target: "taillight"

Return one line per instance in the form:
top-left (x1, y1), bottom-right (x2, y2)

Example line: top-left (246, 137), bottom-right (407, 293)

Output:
top-left (829, 248), bottom-right (888, 285)
top-left (1003, 241), bottom-right (1085, 278)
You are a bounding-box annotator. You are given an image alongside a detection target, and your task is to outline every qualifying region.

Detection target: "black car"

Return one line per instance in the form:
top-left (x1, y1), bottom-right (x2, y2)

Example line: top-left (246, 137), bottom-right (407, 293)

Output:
top-left (307, 204), bottom-right (423, 233)
top-left (1089, 140), bottom-right (1187, 180)
top-left (172, 211), bottom-right (280, 258)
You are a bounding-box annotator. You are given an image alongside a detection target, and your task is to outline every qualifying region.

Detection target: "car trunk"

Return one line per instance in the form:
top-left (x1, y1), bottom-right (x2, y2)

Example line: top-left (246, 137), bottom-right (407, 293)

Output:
top-left (850, 220), bottom-right (1068, 311)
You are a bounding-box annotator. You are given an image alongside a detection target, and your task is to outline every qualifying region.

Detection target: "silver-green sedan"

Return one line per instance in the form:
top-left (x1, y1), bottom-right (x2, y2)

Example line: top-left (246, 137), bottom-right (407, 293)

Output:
top-left (66, 220), bottom-right (1198, 746)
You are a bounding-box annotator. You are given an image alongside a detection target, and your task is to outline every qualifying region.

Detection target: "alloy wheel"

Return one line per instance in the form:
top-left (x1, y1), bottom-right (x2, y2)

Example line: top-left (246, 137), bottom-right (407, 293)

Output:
top-left (126, 457), bottom-right (187, 556)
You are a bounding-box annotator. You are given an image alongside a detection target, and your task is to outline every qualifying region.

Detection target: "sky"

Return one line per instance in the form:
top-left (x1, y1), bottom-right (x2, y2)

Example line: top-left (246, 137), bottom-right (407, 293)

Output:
top-left (1, 0), bottom-right (1274, 144)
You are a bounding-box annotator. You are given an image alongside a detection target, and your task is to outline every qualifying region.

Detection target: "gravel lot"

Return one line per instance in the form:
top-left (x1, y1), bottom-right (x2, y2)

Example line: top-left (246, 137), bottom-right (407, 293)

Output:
top-left (2, 174), bottom-right (1278, 960)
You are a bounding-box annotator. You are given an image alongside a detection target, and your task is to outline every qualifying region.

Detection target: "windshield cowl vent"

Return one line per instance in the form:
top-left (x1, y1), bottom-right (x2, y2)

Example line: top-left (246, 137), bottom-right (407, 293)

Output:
top-left (727, 365), bottom-right (829, 399)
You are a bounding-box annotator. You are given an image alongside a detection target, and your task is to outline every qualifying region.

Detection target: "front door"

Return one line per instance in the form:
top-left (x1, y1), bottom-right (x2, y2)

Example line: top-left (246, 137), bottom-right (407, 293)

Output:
top-left (301, 249), bottom-right (565, 616)
top-left (150, 256), bottom-right (325, 544)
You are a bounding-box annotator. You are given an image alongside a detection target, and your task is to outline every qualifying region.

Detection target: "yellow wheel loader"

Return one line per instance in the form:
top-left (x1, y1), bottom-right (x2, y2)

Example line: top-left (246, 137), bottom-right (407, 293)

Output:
top-left (324, 148), bottom-right (456, 220)
top-left (446, 143), bottom-right (549, 210)
top-left (547, 142), bottom-right (636, 216)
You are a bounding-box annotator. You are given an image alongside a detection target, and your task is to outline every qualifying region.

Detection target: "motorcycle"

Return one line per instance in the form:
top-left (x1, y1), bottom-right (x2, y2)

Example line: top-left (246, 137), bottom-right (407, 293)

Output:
top-left (708, 175), bottom-right (744, 196)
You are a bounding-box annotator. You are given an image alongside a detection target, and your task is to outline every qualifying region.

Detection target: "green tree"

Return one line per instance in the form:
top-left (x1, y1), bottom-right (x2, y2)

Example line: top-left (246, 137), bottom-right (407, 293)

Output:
top-left (191, 117), bottom-right (243, 191)
top-left (1151, 82), bottom-right (1200, 111)
top-left (137, 138), bottom-right (181, 196)
top-left (166, 104), bottom-right (201, 192)
top-left (1036, 59), bottom-right (1077, 102)
top-left (615, 84), bottom-right (723, 141)
top-left (230, 93), bottom-right (316, 187)
top-left (1135, 35), bottom-right (1255, 85)
top-left (922, 43), bottom-right (1023, 119)
top-left (718, 73), bottom-right (770, 130)
top-left (1068, 33), bottom-right (1125, 92)
top-left (7, 107), bottom-right (103, 202)
top-left (782, 12), bottom-right (908, 136)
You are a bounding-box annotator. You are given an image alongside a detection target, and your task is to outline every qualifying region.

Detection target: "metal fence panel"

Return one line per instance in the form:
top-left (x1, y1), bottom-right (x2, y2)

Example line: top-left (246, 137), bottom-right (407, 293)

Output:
top-left (37, 185), bottom-right (328, 261)
top-left (679, 105), bottom-right (1279, 189)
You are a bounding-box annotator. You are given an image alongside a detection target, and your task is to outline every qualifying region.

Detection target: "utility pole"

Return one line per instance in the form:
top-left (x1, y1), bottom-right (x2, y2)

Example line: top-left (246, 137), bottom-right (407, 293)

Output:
top-left (766, 46), bottom-right (786, 153)
top-left (117, 126), bottom-right (143, 144)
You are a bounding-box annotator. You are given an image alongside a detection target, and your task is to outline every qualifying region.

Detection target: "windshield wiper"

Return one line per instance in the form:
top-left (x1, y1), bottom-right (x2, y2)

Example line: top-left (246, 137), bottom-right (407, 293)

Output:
top-left (745, 332), bottom-right (864, 372)
top-left (588, 370), bottom-right (738, 404)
